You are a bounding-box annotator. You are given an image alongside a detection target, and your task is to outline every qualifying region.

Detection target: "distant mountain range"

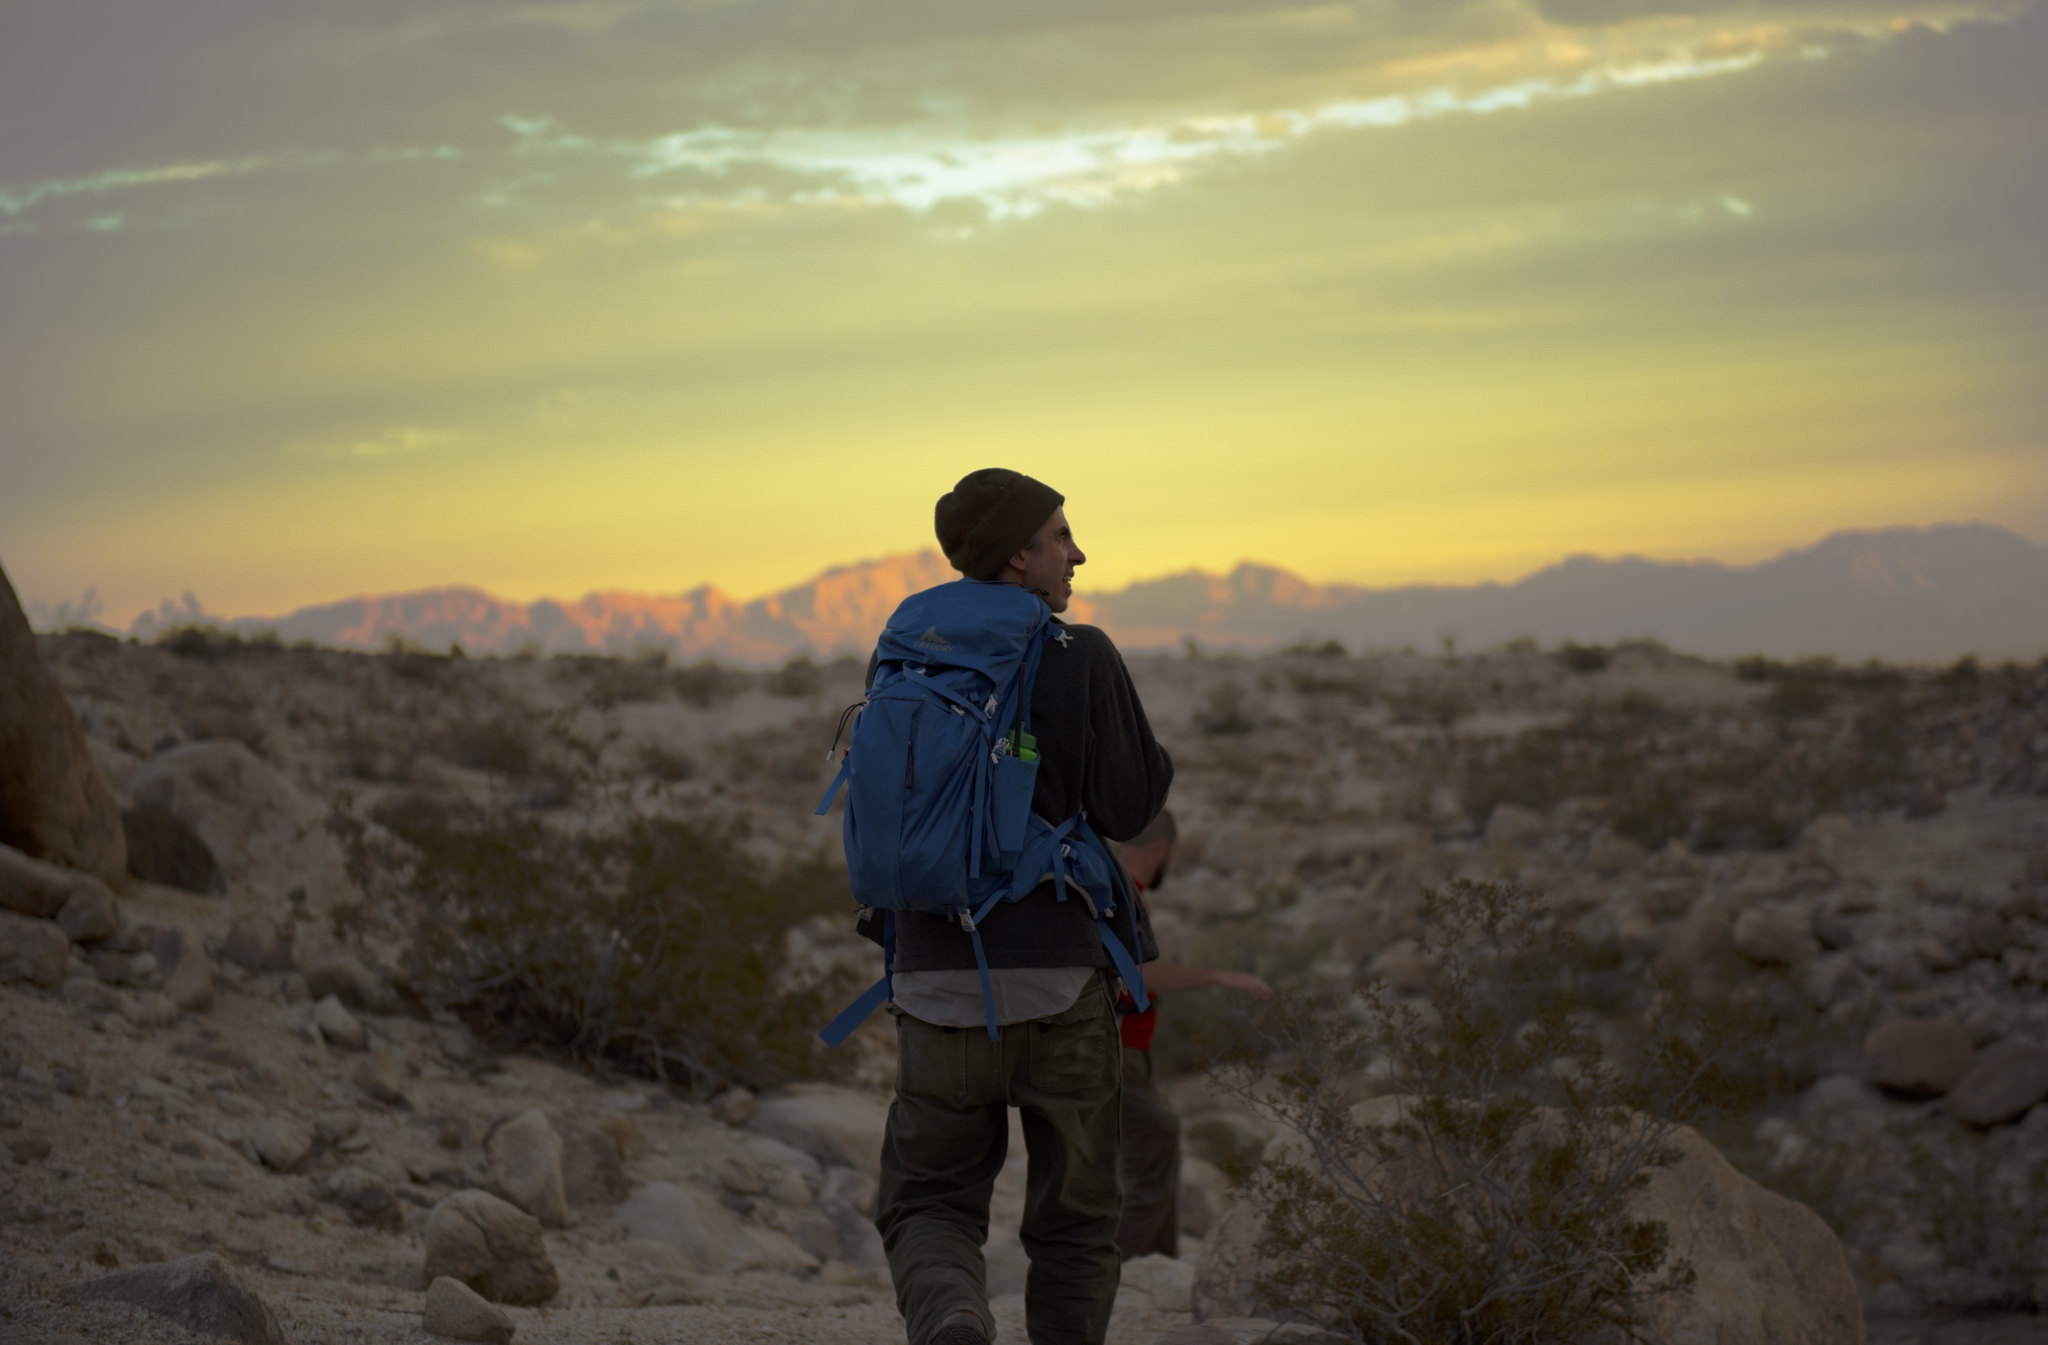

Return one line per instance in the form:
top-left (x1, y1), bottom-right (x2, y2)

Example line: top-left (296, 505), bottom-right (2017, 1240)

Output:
top-left (116, 523), bottom-right (2048, 665)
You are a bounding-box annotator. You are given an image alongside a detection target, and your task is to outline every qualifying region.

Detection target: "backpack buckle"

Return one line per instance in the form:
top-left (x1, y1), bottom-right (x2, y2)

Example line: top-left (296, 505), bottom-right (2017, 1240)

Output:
top-left (957, 910), bottom-right (976, 932)
top-left (984, 693), bottom-right (998, 718)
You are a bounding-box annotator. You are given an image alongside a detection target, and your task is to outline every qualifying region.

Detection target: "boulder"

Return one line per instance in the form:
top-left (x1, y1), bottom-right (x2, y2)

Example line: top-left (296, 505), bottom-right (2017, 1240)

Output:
top-left (607, 1239), bottom-right (720, 1307)
top-left (1586, 831), bottom-right (1646, 876)
top-left (746, 1087), bottom-right (889, 1181)
top-left (1948, 1039), bottom-right (2048, 1127)
top-left (0, 566), bottom-right (127, 883)
top-left (423, 1189), bottom-right (559, 1306)
top-left (121, 805), bottom-right (225, 894)
top-left (0, 913), bottom-right (69, 988)
top-left (1864, 1017), bottom-right (1975, 1097)
top-left (424, 1275), bottom-right (515, 1343)
top-left (1732, 907), bottom-right (1819, 968)
top-left (321, 1165), bottom-right (404, 1230)
top-left (312, 994), bottom-right (366, 1050)
top-left (221, 913), bottom-right (294, 973)
top-left (1120, 1252), bottom-right (1196, 1312)
top-left (123, 739), bottom-right (347, 904)
top-left (250, 1119), bottom-right (312, 1174)
top-left (487, 1109), bottom-right (569, 1227)
top-left (615, 1181), bottom-right (740, 1273)
top-left (709, 1087), bottom-right (756, 1126)
top-left (72, 1252), bottom-right (284, 1345)
top-left (1194, 1097), bottom-right (1861, 1345)
top-left (556, 1120), bottom-right (628, 1207)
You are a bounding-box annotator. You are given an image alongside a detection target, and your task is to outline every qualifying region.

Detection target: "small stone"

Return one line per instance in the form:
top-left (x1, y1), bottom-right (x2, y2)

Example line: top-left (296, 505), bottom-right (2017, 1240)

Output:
top-left (1864, 1017), bottom-right (1975, 1096)
top-left (93, 949), bottom-right (154, 985)
top-left (353, 1054), bottom-right (408, 1105)
top-left (1483, 803), bottom-right (1546, 849)
top-left (1732, 907), bottom-right (1818, 967)
top-left (0, 912), bottom-right (70, 988)
top-left (250, 1118), bottom-right (312, 1173)
top-left (709, 1088), bottom-right (756, 1127)
top-left (11, 1136), bottom-right (51, 1163)
top-left (486, 1109), bottom-right (568, 1228)
top-left (56, 881), bottom-right (118, 943)
top-left (222, 913), bottom-right (294, 973)
top-left (313, 1109), bottom-right (362, 1144)
top-left (72, 1252), bottom-right (286, 1345)
top-left (313, 994), bottom-right (366, 1050)
top-left (131, 1162), bottom-right (174, 1190)
top-left (1949, 1039), bottom-right (2048, 1127)
top-left (119, 991), bottom-right (181, 1028)
top-left (424, 1275), bottom-right (516, 1343)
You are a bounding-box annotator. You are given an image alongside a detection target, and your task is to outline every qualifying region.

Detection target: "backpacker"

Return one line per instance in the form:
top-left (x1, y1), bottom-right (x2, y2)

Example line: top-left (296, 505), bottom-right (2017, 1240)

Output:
top-left (814, 578), bottom-right (1149, 1046)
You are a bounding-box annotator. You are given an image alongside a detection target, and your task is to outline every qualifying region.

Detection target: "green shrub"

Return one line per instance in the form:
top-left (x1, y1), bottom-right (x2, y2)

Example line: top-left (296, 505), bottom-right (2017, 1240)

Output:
top-left (1221, 879), bottom-right (1759, 1344)
top-left (356, 802), bottom-right (848, 1094)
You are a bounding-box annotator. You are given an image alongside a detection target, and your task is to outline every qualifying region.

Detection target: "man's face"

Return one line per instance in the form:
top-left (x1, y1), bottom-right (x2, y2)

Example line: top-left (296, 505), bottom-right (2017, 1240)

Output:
top-left (1011, 506), bottom-right (1086, 613)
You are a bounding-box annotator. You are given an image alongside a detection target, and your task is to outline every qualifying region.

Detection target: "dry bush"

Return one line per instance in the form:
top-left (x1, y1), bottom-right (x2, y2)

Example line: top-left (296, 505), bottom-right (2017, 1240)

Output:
top-left (348, 801), bottom-right (848, 1094)
top-left (1220, 879), bottom-right (1760, 1344)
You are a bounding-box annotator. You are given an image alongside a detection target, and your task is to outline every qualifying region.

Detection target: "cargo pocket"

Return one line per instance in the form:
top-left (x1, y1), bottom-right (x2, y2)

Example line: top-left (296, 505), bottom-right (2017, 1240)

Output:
top-left (1027, 978), bottom-right (1115, 1094)
top-left (896, 1012), bottom-right (969, 1100)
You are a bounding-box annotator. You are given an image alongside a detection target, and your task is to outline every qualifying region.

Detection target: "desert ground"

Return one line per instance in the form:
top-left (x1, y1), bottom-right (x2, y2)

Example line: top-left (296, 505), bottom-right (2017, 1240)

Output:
top-left (4, 623), bottom-right (2047, 1344)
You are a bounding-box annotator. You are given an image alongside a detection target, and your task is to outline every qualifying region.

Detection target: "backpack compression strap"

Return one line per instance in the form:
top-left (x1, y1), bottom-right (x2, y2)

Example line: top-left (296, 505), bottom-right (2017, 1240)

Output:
top-left (818, 910), bottom-right (895, 1049)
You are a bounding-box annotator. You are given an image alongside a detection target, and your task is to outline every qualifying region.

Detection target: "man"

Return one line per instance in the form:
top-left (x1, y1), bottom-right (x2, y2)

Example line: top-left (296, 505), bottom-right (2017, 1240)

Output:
top-left (872, 468), bottom-right (1174, 1345)
top-left (1110, 809), bottom-right (1272, 1261)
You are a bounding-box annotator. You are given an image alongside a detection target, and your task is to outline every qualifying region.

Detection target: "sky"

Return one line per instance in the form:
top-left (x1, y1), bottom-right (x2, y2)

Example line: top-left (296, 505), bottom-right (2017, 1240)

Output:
top-left (3, 0), bottom-right (2045, 626)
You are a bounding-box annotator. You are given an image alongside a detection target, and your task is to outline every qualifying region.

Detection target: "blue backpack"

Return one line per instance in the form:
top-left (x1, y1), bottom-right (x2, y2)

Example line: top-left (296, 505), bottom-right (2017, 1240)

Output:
top-left (814, 578), bottom-right (1150, 1045)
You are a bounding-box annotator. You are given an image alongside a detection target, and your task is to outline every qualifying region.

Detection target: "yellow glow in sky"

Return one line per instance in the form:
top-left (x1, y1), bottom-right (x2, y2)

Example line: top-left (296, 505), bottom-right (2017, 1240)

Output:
top-left (2, 0), bottom-right (2043, 623)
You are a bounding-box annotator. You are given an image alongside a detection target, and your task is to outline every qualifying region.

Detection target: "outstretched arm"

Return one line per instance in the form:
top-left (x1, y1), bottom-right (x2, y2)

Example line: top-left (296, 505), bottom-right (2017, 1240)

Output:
top-left (1141, 962), bottom-right (1273, 998)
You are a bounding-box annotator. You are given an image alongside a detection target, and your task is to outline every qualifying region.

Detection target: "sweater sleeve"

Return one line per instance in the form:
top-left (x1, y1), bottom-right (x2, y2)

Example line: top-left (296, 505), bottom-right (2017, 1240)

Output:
top-left (1073, 629), bottom-right (1174, 843)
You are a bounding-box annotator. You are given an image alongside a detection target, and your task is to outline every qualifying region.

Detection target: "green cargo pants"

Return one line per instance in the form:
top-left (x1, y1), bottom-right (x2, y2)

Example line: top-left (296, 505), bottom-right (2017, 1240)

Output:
top-left (875, 971), bottom-right (1124, 1345)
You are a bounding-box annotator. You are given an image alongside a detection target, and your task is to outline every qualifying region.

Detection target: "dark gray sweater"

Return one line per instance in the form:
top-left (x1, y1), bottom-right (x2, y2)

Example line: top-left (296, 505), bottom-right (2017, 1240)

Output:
top-left (862, 620), bottom-right (1173, 971)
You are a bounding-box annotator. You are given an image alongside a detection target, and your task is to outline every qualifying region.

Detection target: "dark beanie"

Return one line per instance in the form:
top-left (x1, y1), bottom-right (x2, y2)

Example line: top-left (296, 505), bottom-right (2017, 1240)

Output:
top-left (934, 469), bottom-right (1064, 580)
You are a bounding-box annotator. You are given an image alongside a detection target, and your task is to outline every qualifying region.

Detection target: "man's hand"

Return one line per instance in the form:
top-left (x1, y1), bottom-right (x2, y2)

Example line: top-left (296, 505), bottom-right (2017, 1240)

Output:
top-left (1208, 969), bottom-right (1273, 999)
top-left (1142, 961), bottom-right (1274, 998)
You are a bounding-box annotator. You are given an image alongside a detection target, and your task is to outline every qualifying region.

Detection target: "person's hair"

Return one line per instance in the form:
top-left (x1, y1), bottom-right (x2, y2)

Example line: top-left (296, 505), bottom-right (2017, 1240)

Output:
top-left (1126, 808), bottom-right (1177, 848)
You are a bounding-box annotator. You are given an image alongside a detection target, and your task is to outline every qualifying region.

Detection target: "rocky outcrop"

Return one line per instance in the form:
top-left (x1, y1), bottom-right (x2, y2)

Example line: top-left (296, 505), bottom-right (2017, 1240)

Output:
top-left (1194, 1097), bottom-right (1862, 1345)
top-left (72, 1252), bottom-right (285, 1345)
top-left (0, 565), bottom-right (126, 883)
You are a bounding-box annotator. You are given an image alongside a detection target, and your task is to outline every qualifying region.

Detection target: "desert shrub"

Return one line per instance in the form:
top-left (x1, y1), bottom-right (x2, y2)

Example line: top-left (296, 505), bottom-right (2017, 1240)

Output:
top-left (1385, 684), bottom-right (1469, 728)
top-left (768, 655), bottom-right (823, 698)
top-left (553, 649), bottom-right (675, 708)
top-left (436, 716), bottom-right (541, 777)
top-left (154, 624), bottom-right (283, 661)
top-left (1220, 879), bottom-right (1759, 1344)
top-left (1557, 642), bottom-right (1610, 674)
top-left (360, 802), bottom-right (848, 1093)
top-left (1200, 682), bottom-right (1257, 735)
top-left (639, 742), bottom-right (696, 782)
top-left (672, 659), bottom-right (748, 707)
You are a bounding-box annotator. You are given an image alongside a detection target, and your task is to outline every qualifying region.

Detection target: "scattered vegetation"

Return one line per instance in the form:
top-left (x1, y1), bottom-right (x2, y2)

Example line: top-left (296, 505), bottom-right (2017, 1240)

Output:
top-left (346, 801), bottom-right (849, 1094)
top-left (1221, 879), bottom-right (1760, 1344)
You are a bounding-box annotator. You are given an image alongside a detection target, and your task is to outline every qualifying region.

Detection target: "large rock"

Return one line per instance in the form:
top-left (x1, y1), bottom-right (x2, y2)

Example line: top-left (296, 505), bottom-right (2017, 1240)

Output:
top-left (321, 1165), bottom-right (404, 1230)
top-left (424, 1189), bottom-right (559, 1306)
top-left (424, 1275), bottom-right (516, 1343)
top-left (487, 1110), bottom-right (568, 1227)
top-left (1948, 1039), bottom-right (2048, 1127)
top-left (222, 912), bottom-right (294, 973)
top-left (250, 1118), bottom-right (313, 1173)
top-left (123, 739), bottom-right (347, 904)
top-left (0, 912), bottom-right (69, 988)
top-left (556, 1120), bottom-right (629, 1207)
top-left (121, 804), bottom-right (226, 894)
top-left (149, 922), bottom-right (214, 1013)
top-left (746, 1086), bottom-right (889, 1181)
top-left (1194, 1097), bottom-right (1861, 1345)
top-left (1864, 1017), bottom-right (1975, 1096)
top-left (72, 1252), bottom-right (284, 1345)
top-left (312, 994), bottom-right (366, 1050)
top-left (616, 1180), bottom-right (818, 1275)
top-left (0, 567), bottom-right (127, 883)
